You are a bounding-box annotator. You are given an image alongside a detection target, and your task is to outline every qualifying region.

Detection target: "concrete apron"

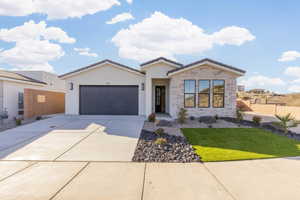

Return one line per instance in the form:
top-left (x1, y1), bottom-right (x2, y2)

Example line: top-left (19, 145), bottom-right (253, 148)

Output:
top-left (0, 124), bottom-right (101, 161)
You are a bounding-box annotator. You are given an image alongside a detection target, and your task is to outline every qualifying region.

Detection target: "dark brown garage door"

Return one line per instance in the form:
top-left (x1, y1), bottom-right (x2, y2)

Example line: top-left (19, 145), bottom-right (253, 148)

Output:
top-left (79, 85), bottom-right (139, 115)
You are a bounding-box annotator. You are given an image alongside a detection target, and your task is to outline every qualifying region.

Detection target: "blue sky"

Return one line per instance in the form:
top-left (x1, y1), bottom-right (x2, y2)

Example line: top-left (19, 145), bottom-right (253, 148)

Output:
top-left (0, 0), bottom-right (300, 93)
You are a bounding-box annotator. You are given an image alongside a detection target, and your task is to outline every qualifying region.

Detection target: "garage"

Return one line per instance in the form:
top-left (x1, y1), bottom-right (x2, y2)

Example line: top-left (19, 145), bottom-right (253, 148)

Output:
top-left (79, 85), bottom-right (139, 115)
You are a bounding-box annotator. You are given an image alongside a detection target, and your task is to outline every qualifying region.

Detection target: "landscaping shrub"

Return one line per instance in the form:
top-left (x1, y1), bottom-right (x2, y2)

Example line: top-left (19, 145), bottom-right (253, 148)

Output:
top-left (252, 116), bottom-right (262, 126)
top-left (148, 113), bottom-right (156, 122)
top-left (154, 128), bottom-right (165, 136)
top-left (154, 137), bottom-right (167, 145)
top-left (199, 116), bottom-right (216, 124)
top-left (189, 116), bottom-right (195, 120)
top-left (178, 108), bottom-right (188, 124)
top-left (15, 118), bottom-right (22, 126)
top-left (214, 114), bottom-right (219, 120)
top-left (275, 113), bottom-right (296, 134)
top-left (36, 116), bottom-right (42, 120)
top-left (236, 109), bottom-right (244, 122)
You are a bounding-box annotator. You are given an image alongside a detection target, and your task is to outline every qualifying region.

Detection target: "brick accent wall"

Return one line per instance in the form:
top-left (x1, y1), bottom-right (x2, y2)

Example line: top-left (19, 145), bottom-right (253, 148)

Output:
top-left (24, 89), bottom-right (65, 119)
top-left (169, 65), bottom-right (238, 118)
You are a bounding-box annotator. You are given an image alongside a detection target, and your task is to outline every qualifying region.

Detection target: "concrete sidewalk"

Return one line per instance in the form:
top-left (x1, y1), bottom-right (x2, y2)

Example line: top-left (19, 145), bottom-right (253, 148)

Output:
top-left (0, 158), bottom-right (300, 200)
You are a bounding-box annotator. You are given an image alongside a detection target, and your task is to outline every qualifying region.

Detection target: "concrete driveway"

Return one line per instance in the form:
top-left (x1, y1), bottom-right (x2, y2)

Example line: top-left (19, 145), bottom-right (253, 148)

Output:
top-left (0, 115), bottom-right (144, 161)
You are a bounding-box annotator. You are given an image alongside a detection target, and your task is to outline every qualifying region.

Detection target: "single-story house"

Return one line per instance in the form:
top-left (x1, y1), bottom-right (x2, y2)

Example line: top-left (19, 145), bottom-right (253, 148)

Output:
top-left (59, 57), bottom-right (246, 118)
top-left (0, 70), bottom-right (65, 120)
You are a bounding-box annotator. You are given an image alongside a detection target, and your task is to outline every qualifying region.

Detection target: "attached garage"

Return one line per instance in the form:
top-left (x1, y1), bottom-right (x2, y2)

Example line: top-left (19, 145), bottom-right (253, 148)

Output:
top-left (79, 85), bottom-right (139, 115)
top-left (60, 60), bottom-right (145, 116)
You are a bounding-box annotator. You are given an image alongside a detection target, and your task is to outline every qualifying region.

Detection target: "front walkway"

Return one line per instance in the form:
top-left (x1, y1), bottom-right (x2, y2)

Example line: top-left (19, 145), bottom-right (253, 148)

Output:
top-left (0, 157), bottom-right (300, 200)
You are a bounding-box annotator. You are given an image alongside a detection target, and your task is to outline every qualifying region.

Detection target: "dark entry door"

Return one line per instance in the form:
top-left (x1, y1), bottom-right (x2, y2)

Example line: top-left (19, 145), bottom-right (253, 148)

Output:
top-left (79, 85), bottom-right (139, 115)
top-left (155, 86), bottom-right (166, 113)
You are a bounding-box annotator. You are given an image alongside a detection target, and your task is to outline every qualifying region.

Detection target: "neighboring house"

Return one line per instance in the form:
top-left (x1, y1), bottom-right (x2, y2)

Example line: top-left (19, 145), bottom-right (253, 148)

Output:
top-left (60, 57), bottom-right (245, 118)
top-left (0, 70), bottom-right (65, 120)
top-left (237, 85), bottom-right (245, 92)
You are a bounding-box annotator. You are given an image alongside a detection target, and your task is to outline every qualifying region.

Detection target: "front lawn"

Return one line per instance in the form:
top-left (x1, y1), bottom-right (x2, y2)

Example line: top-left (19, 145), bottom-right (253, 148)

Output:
top-left (182, 128), bottom-right (300, 162)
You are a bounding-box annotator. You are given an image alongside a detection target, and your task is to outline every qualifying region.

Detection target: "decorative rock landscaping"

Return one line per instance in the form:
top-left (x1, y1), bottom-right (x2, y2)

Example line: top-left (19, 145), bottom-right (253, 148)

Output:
top-left (221, 117), bottom-right (300, 141)
top-left (132, 130), bottom-right (201, 163)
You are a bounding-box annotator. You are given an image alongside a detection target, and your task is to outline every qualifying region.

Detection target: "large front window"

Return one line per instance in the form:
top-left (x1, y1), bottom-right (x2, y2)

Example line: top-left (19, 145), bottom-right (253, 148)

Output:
top-left (184, 80), bottom-right (196, 108)
top-left (198, 80), bottom-right (210, 108)
top-left (213, 80), bottom-right (225, 108)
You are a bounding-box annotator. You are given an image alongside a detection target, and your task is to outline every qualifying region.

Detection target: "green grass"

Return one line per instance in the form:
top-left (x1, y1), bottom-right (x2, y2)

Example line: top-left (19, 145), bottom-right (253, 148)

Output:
top-left (182, 128), bottom-right (300, 162)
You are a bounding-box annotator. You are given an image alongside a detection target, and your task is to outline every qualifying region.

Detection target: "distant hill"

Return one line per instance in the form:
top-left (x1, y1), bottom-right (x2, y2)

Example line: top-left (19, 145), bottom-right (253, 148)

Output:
top-left (266, 93), bottom-right (300, 107)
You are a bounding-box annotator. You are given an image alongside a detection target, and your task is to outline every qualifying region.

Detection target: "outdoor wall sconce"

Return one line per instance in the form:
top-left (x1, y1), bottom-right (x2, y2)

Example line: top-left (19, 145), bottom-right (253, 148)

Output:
top-left (141, 83), bottom-right (145, 91)
top-left (69, 82), bottom-right (74, 90)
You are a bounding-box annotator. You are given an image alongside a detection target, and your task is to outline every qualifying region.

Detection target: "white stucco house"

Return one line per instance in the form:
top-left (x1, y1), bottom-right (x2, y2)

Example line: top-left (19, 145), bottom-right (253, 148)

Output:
top-left (59, 57), bottom-right (246, 119)
top-left (0, 70), bottom-right (65, 120)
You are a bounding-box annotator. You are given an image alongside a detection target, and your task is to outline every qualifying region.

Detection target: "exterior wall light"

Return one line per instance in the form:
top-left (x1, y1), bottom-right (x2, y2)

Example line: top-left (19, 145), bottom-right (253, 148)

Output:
top-left (141, 83), bottom-right (145, 91)
top-left (69, 82), bottom-right (74, 91)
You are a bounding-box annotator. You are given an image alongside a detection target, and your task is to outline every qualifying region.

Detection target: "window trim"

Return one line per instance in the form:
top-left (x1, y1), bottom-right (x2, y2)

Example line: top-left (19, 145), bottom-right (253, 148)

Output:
top-left (184, 80), bottom-right (196, 108)
top-left (198, 79), bottom-right (210, 108)
top-left (212, 79), bottom-right (225, 108)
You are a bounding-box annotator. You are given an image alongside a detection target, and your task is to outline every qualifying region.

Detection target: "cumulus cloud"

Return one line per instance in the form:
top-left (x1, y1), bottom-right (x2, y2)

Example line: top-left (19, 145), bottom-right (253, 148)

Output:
top-left (284, 66), bottom-right (300, 78)
top-left (0, 0), bottom-right (35, 16)
top-left (112, 12), bottom-right (255, 62)
top-left (278, 51), bottom-right (300, 62)
top-left (0, 21), bottom-right (75, 72)
top-left (74, 48), bottom-right (98, 57)
top-left (288, 85), bottom-right (300, 93)
top-left (239, 75), bottom-right (286, 90)
top-left (126, 0), bottom-right (133, 4)
top-left (106, 12), bottom-right (134, 24)
top-left (0, 0), bottom-right (120, 19)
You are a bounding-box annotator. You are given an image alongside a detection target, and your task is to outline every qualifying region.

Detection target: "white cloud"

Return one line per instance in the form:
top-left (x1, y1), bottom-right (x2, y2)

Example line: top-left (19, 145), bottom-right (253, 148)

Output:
top-left (292, 79), bottom-right (300, 83)
top-left (0, 0), bottom-right (35, 16)
top-left (0, 21), bottom-right (75, 72)
top-left (74, 48), bottom-right (98, 57)
top-left (0, 0), bottom-right (120, 19)
top-left (288, 85), bottom-right (300, 93)
top-left (112, 12), bottom-right (255, 62)
top-left (126, 0), bottom-right (133, 4)
top-left (106, 12), bottom-right (134, 24)
top-left (278, 51), bottom-right (300, 62)
top-left (239, 75), bottom-right (286, 90)
top-left (284, 66), bottom-right (300, 78)
top-left (0, 21), bottom-right (75, 43)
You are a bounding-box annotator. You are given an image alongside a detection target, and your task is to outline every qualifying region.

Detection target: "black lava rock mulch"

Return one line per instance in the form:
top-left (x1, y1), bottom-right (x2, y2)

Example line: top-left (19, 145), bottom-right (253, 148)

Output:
top-left (132, 130), bottom-right (201, 163)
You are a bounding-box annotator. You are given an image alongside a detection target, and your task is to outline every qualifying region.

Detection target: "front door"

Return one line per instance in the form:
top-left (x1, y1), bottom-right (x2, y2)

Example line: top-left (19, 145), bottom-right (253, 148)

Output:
top-left (155, 86), bottom-right (166, 113)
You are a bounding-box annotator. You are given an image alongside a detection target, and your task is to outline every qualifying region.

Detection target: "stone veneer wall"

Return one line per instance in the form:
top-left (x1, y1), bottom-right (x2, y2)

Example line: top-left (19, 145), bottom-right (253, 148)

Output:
top-left (169, 65), bottom-right (238, 118)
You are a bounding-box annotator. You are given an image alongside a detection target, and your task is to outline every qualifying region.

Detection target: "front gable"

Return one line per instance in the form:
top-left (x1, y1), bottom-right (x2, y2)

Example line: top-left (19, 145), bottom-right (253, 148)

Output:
top-left (65, 63), bottom-right (145, 85)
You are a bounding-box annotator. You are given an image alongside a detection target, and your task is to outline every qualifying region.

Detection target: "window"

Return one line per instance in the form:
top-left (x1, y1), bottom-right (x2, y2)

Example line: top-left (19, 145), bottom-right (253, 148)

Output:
top-left (184, 80), bottom-right (196, 107)
top-left (198, 80), bottom-right (210, 108)
top-left (213, 80), bottom-right (225, 108)
top-left (18, 92), bottom-right (24, 115)
top-left (18, 92), bottom-right (24, 109)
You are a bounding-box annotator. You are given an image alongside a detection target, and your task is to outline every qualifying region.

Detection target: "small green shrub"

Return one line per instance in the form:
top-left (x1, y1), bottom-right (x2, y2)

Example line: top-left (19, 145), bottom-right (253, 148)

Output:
top-left (154, 137), bottom-right (167, 145)
top-left (275, 113), bottom-right (295, 134)
top-left (252, 116), bottom-right (262, 126)
top-left (214, 114), bottom-right (219, 120)
top-left (15, 118), bottom-right (22, 126)
top-left (148, 113), bottom-right (156, 122)
top-left (236, 109), bottom-right (244, 122)
top-left (36, 116), bottom-right (42, 120)
top-left (178, 108), bottom-right (188, 124)
top-left (154, 128), bottom-right (165, 136)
